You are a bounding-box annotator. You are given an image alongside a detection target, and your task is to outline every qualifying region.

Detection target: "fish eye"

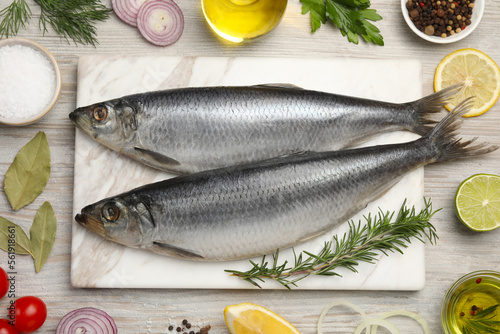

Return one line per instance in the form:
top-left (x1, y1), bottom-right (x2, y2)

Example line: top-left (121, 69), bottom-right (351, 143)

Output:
top-left (102, 203), bottom-right (120, 222)
top-left (93, 106), bottom-right (108, 122)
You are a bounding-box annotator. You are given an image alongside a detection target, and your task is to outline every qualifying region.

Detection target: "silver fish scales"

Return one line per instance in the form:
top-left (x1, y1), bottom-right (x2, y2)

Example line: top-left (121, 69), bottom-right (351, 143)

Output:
top-left (75, 100), bottom-right (497, 261)
top-left (70, 85), bottom-right (459, 174)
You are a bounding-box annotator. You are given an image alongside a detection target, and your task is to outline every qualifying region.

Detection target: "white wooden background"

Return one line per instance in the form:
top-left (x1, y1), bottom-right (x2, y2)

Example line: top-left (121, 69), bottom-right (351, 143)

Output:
top-left (0, 0), bottom-right (499, 333)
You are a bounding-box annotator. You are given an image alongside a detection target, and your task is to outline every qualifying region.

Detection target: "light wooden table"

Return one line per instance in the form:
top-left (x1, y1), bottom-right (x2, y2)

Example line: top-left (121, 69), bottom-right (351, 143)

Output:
top-left (1, 0), bottom-right (499, 333)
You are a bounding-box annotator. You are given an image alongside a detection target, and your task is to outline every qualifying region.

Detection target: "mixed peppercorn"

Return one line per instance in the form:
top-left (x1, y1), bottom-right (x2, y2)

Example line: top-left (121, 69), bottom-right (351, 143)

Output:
top-left (406, 0), bottom-right (475, 37)
top-left (167, 319), bottom-right (211, 334)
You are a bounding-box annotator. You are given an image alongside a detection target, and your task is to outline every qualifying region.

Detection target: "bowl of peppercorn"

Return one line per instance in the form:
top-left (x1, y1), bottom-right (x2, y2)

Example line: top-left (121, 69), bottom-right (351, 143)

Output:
top-left (402, 0), bottom-right (484, 43)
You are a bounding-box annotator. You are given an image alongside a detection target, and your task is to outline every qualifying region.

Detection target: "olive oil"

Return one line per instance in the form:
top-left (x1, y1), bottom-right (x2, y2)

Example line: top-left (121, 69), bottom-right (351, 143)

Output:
top-left (442, 271), bottom-right (500, 334)
top-left (201, 0), bottom-right (288, 43)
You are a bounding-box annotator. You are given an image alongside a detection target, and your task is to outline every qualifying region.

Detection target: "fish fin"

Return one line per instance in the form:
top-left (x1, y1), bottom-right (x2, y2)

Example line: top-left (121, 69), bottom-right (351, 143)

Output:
top-left (253, 83), bottom-right (303, 90)
top-left (406, 84), bottom-right (461, 135)
top-left (425, 98), bottom-right (498, 162)
top-left (136, 202), bottom-right (155, 235)
top-left (151, 242), bottom-right (204, 260)
top-left (133, 147), bottom-right (181, 169)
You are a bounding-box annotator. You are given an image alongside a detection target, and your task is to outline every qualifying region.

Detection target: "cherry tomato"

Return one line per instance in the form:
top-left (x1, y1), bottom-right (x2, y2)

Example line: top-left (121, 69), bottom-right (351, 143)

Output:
top-left (12, 296), bottom-right (46, 333)
top-left (0, 268), bottom-right (8, 299)
top-left (0, 319), bottom-right (19, 334)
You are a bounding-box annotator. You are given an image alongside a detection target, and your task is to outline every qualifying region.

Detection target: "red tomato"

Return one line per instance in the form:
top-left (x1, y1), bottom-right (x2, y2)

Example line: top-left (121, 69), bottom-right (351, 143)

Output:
top-left (0, 268), bottom-right (8, 299)
top-left (12, 296), bottom-right (47, 333)
top-left (0, 319), bottom-right (19, 334)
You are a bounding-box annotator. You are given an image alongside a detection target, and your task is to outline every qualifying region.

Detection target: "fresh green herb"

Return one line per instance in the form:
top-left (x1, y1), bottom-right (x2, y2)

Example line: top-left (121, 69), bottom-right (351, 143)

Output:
top-left (0, 0), bottom-right (111, 46)
top-left (226, 199), bottom-right (438, 289)
top-left (462, 305), bottom-right (500, 334)
top-left (300, 0), bottom-right (384, 45)
top-left (30, 202), bottom-right (57, 273)
top-left (4, 132), bottom-right (51, 211)
top-left (0, 0), bottom-right (31, 39)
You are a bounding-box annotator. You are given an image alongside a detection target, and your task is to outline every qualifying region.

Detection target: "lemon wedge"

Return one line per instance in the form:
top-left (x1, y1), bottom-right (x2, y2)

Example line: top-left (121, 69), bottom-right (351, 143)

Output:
top-left (455, 174), bottom-right (500, 231)
top-left (434, 48), bottom-right (500, 117)
top-left (224, 303), bottom-right (300, 334)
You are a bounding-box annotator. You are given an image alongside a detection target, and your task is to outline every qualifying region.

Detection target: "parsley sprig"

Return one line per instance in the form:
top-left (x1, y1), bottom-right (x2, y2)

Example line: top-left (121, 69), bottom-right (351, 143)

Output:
top-left (226, 199), bottom-right (438, 289)
top-left (300, 0), bottom-right (384, 45)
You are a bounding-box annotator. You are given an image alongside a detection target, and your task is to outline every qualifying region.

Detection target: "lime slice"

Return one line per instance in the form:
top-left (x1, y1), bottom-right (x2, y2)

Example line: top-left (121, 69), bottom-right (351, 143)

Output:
top-left (455, 174), bottom-right (500, 231)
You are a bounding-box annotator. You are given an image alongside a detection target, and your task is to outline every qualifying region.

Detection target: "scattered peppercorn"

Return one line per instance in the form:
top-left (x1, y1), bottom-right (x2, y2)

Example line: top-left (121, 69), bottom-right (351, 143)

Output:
top-left (406, 0), bottom-right (474, 37)
top-left (167, 320), bottom-right (211, 333)
top-left (460, 312), bottom-right (465, 316)
top-left (476, 278), bottom-right (482, 284)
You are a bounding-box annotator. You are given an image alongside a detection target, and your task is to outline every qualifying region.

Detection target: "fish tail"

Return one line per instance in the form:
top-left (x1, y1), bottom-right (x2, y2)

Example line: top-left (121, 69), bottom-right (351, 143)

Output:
top-left (425, 98), bottom-right (499, 163)
top-left (408, 84), bottom-right (461, 135)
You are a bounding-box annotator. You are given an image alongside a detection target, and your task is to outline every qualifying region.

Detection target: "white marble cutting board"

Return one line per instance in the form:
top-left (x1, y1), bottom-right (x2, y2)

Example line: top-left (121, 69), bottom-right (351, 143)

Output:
top-left (71, 56), bottom-right (425, 290)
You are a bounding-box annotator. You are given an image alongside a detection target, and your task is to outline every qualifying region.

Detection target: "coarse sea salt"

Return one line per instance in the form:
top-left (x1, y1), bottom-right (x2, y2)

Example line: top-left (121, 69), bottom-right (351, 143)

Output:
top-left (0, 44), bottom-right (56, 120)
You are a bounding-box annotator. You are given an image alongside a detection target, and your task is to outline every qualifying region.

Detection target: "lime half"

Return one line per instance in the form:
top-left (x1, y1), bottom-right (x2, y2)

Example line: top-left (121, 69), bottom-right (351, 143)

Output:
top-left (455, 174), bottom-right (500, 231)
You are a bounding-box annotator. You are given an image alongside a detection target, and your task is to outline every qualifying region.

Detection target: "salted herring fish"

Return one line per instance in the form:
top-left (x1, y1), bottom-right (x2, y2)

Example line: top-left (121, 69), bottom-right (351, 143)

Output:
top-left (70, 84), bottom-right (459, 174)
top-left (75, 100), bottom-right (498, 262)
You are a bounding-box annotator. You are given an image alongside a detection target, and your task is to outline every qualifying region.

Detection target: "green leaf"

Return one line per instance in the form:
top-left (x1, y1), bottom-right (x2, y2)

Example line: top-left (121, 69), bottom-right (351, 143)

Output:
top-left (359, 8), bottom-right (383, 21)
top-left (30, 202), bottom-right (57, 273)
top-left (300, 0), bottom-right (327, 32)
top-left (360, 18), bottom-right (384, 46)
top-left (4, 132), bottom-right (51, 211)
top-left (325, 0), bottom-right (366, 36)
top-left (300, 0), bottom-right (384, 45)
top-left (0, 216), bottom-right (33, 256)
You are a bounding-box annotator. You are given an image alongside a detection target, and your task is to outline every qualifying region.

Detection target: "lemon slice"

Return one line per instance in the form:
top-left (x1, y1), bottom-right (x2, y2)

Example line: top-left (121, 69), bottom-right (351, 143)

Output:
top-left (434, 48), bottom-right (500, 117)
top-left (455, 174), bottom-right (500, 231)
top-left (224, 303), bottom-right (301, 334)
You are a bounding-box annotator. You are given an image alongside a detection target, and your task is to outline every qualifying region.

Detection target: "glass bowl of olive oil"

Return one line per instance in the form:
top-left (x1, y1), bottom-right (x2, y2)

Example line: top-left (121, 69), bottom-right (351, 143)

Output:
top-left (201, 0), bottom-right (288, 43)
top-left (441, 270), bottom-right (500, 334)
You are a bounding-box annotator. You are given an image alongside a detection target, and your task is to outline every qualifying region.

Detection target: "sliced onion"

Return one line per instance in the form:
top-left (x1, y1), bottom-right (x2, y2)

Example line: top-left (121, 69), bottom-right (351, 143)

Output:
top-left (111, 0), bottom-right (148, 27)
top-left (374, 310), bottom-right (430, 334)
top-left (137, 0), bottom-right (184, 46)
top-left (56, 307), bottom-right (117, 334)
top-left (317, 300), bottom-right (367, 334)
top-left (317, 301), bottom-right (430, 334)
top-left (354, 318), bottom-right (400, 334)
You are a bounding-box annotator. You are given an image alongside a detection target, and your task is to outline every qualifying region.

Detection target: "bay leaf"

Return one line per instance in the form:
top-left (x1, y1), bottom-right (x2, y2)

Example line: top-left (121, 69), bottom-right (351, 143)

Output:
top-left (4, 132), bottom-right (51, 211)
top-left (0, 216), bottom-right (33, 256)
top-left (30, 202), bottom-right (57, 273)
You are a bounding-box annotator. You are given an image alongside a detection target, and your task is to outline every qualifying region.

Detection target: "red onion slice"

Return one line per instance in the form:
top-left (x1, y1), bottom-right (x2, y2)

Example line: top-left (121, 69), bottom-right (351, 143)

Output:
top-left (56, 308), bottom-right (118, 334)
top-left (137, 0), bottom-right (184, 46)
top-left (111, 0), bottom-right (148, 27)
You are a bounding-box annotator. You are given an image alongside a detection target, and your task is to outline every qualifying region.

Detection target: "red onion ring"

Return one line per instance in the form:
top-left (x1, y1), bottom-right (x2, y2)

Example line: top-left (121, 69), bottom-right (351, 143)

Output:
top-left (56, 308), bottom-right (117, 334)
top-left (111, 0), bottom-right (148, 27)
top-left (137, 0), bottom-right (184, 46)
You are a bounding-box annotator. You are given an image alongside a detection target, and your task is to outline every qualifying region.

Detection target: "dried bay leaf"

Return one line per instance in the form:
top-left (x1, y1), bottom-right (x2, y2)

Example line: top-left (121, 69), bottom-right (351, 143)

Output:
top-left (0, 217), bottom-right (33, 256)
top-left (4, 132), bottom-right (51, 211)
top-left (30, 202), bottom-right (57, 273)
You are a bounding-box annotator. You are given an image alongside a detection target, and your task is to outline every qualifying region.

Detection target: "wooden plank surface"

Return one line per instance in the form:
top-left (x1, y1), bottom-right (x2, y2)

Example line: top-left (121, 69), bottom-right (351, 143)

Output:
top-left (0, 0), bottom-right (499, 332)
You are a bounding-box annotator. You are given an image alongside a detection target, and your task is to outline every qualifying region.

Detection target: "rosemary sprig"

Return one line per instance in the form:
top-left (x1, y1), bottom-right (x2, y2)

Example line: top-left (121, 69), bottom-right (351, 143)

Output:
top-left (226, 198), bottom-right (439, 289)
top-left (0, 0), bottom-right (111, 46)
top-left (462, 305), bottom-right (500, 334)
